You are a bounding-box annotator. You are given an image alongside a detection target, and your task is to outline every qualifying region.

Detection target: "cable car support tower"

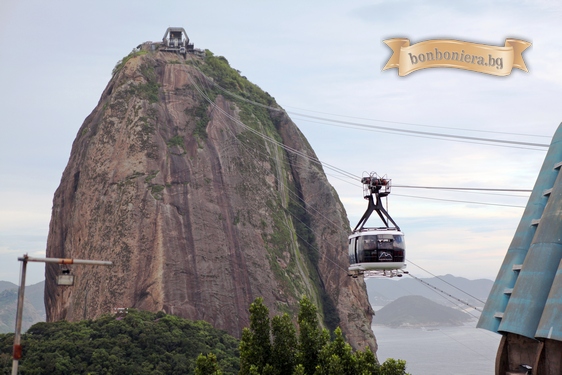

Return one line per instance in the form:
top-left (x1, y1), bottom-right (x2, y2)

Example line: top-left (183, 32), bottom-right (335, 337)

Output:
top-left (353, 174), bottom-right (400, 233)
top-left (348, 173), bottom-right (407, 278)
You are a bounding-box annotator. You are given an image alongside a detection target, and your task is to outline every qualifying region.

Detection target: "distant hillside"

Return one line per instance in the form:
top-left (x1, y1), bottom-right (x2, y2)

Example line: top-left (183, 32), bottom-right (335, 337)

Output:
top-left (24, 281), bottom-right (46, 318)
top-left (373, 295), bottom-right (473, 328)
top-left (0, 281), bottom-right (45, 333)
top-left (0, 281), bottom-right (17, 293)
top-left (0, 289), bottom-right (43, 333)
top-left (366, 274), bottom-right (492, 309)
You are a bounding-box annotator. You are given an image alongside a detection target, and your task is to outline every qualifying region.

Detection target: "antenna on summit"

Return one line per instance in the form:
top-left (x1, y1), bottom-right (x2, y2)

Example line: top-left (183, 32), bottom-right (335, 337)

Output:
top-left (137, 28), bottom-right (204, 57)
top-left (161, 27), bottom-right (194, 56)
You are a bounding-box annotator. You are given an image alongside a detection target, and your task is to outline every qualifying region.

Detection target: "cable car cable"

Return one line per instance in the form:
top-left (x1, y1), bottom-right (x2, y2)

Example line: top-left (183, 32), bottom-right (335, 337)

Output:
top-left (193, 68), bottom-right (523, 241)
top-left (204, 88), bottom-right (532, 207)
top-left (295, 117), bottom-right (547, 152)
top-left (435, 326), bottom-right (497, 360)
top-left (187, 62), bottom-right (550, 150)
top-left (290, 113), bottom-right (549, 148)
top-left (191, 67), bottom-right (550, 140)
top-left (407, 260), bottom-right (487, 305)
top-left (193, 70), bottom-right (526, 237)
top-left (190, 75), bottom-right (361, 181)
top-left (189, 64), bottom-right (543, 205)
top-left (407, 276), bottom-right (481, 320)
top-left (281, 104), bottom-right (551, 139)
top-left (326, 174), bottom-right (530, 199)
top-left (407, 273), bottom-right (483, 313)
top-left (394, 185), bottom-right (532, 193)
top-left (393, 193), bottom-right (526, 208)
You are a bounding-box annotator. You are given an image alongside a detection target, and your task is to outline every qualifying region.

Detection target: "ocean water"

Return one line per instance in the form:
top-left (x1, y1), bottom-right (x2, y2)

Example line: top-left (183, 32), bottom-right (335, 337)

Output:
top-left (373, 323), bottom-right (501, 375)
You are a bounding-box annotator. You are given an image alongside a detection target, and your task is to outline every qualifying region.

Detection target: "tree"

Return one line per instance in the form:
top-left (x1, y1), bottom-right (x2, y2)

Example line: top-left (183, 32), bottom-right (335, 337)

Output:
top-left (239, 328), bottom-right (255, 375)
top-left (314, 327), bottom-right (356, 375)
top-left (271, 314), bottom-right (297, 375)
top-left (355, 346), bottom-right (379, 375)
top-left (196, 353), bottom-right (223, 375)
top-left (321, 354), bottom-right (343, 375)
top-left (379, 358), bottom-right (410, 375)
top-left (292, 364), bottom-right (306, 375)
top-left (238, 296), bottom-right (409, 375)
top-left (239, 298), bottom-right (272, 375)
top-left (296, 296), bottom-right (326, 375)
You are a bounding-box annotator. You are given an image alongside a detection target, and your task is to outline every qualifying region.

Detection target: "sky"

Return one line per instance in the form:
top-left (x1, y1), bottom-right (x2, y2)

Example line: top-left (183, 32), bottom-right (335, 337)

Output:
top-left (1, 0), bottom-right (561, 285)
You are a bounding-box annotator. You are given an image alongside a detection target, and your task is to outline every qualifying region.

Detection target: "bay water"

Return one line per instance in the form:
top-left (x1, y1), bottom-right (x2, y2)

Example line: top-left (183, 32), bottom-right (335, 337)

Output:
top-left (373, 323), bottom-right (501, 375)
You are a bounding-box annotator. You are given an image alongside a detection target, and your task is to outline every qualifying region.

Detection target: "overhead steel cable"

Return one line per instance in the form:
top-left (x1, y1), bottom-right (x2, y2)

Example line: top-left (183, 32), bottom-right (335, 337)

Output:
top-left (327, 174), bottom-right (530, 198)
top-left (394, 185), bottom-right (532, 193)
top-left (290, 112), bottom-right (549, 148)
top-left (189, 74), bottom-right (361, 181)
top-left (187, 61), bottom-right (550, 149)
top-left (407, 273), bottom-right (483, 314)
top-left (394, 193), bottom-right (525, 208)
top-left (189, 66), bottom-right (549, 140)
top-left (302, 171), bottom-right (530, 203)
top-left (295, 117), bottom-right (547, 151)
top-left (190, 68), bottom-right (531, 211)
top-left (407, 276), bottom-right (482, 321)
top-left (282, 105), bottom-right (551, 139)
top-left (407, 260), bottom-right (487, 305)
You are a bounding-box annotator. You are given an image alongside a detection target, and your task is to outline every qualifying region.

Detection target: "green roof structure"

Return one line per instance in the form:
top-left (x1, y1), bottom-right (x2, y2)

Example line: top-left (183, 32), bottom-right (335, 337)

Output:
top-left (478, 123), bottom-right (562, 375)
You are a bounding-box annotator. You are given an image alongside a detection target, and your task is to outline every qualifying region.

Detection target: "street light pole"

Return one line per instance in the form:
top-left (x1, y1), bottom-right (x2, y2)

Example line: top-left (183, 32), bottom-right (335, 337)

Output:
top-left (11, 257), bottom-right (27, 375)
top-left (11, 254), bottom-right (112, 375)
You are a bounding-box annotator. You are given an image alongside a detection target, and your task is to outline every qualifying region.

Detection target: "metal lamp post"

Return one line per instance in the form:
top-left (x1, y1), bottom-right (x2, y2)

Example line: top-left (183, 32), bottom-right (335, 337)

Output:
top-left (11, 254), bottom-right (112, 375)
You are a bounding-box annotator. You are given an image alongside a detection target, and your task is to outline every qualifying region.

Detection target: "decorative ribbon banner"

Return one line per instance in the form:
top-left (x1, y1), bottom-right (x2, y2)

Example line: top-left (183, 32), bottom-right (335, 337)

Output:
top-left (383, 38), bottom-right (531, 76)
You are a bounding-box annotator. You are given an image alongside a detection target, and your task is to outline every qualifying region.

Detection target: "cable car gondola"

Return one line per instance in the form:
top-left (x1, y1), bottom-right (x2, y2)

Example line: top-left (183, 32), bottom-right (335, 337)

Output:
top-left (348, 173), bottom-right (406, 277)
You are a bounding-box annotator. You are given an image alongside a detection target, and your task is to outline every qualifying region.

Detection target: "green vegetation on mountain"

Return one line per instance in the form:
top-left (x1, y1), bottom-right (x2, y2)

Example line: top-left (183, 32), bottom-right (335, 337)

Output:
top-left (0, 309), bottom-right (239, 374)
top-left (112, 49), bottom-right (148, 76)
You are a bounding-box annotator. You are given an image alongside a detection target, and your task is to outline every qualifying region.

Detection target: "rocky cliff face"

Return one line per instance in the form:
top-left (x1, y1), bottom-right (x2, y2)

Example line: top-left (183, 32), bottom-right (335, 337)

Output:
top-left (45, 46), bottom-right (376, 351)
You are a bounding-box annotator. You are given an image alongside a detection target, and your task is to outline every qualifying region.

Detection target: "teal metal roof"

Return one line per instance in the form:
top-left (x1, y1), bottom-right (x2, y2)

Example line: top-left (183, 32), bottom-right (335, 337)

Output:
top-left (477, 123), bottom-right (562, 342)
top-left (535, 261), bottom-right (562, 341)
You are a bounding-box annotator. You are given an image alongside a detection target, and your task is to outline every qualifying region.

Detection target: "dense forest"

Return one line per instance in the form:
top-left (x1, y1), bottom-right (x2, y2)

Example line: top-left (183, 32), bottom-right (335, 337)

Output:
top-left (0, 297), bottom-right (409, 374)
top-left (0, 310), bottom-right (239, 374)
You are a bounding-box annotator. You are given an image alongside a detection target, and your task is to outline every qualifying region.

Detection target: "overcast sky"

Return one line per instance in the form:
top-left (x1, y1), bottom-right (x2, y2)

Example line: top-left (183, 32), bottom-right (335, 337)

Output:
top-left (1, 0), bottom-right (561, 286)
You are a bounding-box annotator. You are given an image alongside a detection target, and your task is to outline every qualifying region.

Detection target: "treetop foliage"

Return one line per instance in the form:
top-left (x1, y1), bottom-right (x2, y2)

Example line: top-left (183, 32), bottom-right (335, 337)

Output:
top-left (239, 296), bottom-right (410, 375)
top-left (0, 309), bottom-right (239, 375)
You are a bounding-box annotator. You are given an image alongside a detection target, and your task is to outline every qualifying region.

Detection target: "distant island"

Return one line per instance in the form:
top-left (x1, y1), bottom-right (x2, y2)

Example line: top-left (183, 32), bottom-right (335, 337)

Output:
top-left (373, 295), bottom-right (473, 328)
top-left (365, 274), bottom-right (492, 309)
